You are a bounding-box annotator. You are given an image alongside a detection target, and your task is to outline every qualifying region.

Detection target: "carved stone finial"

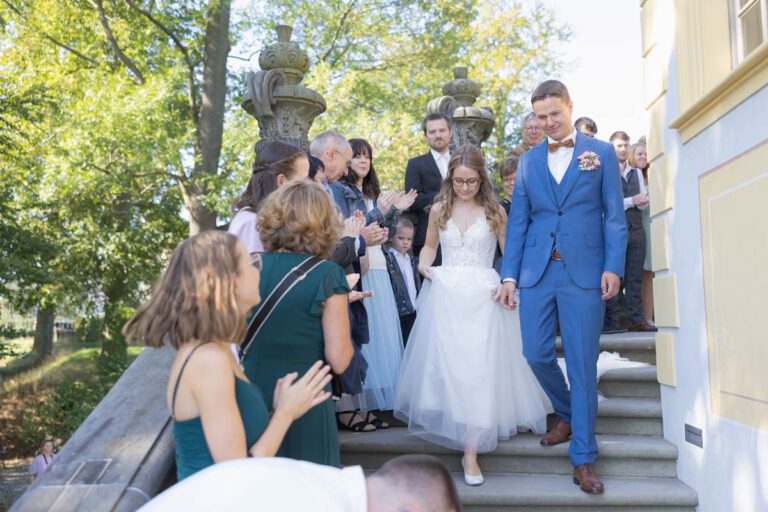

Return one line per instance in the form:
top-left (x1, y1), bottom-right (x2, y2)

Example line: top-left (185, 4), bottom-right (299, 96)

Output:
top-left (242, 24), bottom-right (326, 153)
top-left (427, 67), bottom-right (495, 150)
top-left (258, 24), bottom-right (310, 86)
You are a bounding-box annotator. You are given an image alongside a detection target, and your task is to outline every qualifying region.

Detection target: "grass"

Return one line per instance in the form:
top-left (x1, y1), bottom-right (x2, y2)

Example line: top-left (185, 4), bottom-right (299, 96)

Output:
top-left (1, 345), bottom-right (143, 395)
top-left (0, 344), bottom-right (145, 457)
top-left (0, 337), bottom-right (33, 367)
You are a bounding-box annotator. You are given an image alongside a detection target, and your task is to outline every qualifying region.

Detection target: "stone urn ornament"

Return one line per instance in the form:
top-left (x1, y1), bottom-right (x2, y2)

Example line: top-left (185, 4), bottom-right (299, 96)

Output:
top-left (241, 25), bottom-right (326, 153)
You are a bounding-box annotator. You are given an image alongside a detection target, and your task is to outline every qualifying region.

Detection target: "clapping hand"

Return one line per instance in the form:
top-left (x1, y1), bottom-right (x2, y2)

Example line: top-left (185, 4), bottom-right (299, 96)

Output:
top-left (272, 361), bottom-right (333, 421)
top-left (393, 189), bottom-right (418, 212)
top-left (349, 289), bottom-right (374, 303)
top-left (342, 215), bottom-right (365, 238)
top-left (376, 190), bottom-right (398, 216)
top-left (361, 222), bottom-right (389, 247)
top-left (632, 192), bottom-right (650, 209)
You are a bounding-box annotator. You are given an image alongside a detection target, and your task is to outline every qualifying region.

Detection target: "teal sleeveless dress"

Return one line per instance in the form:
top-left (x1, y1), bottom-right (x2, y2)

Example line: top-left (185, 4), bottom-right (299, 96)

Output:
top-left (171, 344), bottom-right (269, 480)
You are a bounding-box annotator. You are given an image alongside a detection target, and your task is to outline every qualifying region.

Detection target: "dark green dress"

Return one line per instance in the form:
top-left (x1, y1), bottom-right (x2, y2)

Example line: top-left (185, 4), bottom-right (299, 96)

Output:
top-left (172, 345), bottom-right (269, 481)
top-left (242, 252), bottom-right (349, 467)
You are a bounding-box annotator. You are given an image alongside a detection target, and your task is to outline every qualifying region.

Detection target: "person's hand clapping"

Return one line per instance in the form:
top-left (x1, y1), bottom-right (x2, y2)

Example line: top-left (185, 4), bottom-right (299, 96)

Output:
top-left (376, 190), bottom-right (398, 216)
top-left (342, 215), bottom-right (365, 238)
top-left (349, 290), bottom-right (374, 303)
top-left (272, 361), bottom-right (333, 421)
top-left (393, 189), bottom-right (418, 212)
top-left (361, 223), bottom-right (388, 247)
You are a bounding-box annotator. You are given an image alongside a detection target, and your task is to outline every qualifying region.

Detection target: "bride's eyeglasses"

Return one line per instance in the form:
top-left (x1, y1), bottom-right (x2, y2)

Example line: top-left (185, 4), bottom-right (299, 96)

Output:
top-left (452, 177), bottom-right (481, 188)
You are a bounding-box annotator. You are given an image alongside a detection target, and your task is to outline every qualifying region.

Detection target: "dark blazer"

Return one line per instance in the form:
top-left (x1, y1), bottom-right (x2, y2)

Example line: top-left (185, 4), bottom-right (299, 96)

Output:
top-left (404, 152), bottom-right (444, 249)
top-left (383, 248), bottom-right (421, 316)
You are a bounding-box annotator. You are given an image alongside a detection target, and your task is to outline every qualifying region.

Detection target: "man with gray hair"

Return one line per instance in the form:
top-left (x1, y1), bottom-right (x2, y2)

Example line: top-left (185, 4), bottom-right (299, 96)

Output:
top-left (310, 130), bottom-right (354, 188)
top-left (510, 111), bottom-right (545, 156)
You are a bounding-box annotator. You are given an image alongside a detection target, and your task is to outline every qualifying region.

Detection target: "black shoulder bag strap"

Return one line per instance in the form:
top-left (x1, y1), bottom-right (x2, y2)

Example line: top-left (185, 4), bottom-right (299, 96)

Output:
top-left (239, 255), bottom-right (325, 362)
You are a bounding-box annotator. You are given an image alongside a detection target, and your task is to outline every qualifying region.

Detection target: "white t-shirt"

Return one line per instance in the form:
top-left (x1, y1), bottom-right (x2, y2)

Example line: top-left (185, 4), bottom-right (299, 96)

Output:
top-left (140, 458), bottom-right (367, 512)
top-left (228, 209), bottom-right (264, 254)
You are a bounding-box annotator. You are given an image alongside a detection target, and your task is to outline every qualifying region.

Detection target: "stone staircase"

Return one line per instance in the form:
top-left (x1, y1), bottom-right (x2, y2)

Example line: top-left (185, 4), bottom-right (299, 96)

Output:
top-left (340, 332), bottom-right (698, 511)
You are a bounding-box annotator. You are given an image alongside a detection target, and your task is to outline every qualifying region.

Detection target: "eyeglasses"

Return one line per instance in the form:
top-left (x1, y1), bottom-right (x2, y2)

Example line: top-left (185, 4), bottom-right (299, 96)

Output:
top-left (524, 126), bottom-right (542, 132)
top-left (502, 177), bottom-right (516, 184)
top-left (251, 253), bottom-right (263, 272)
top-left (452, 177), bottom-right (481, 188)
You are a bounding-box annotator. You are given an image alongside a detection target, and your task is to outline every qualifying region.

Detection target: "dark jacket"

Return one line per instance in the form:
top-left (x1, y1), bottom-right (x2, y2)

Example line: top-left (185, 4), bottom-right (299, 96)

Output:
top-left (404, 152), bottom-right (443, 248)
top-left (384, 248), bottom-right (422, 316)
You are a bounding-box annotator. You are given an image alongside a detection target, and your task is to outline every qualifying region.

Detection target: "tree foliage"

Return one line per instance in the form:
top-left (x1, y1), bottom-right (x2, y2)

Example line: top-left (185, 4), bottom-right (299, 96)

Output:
top-left (1, 0), bottom-right (567, 369)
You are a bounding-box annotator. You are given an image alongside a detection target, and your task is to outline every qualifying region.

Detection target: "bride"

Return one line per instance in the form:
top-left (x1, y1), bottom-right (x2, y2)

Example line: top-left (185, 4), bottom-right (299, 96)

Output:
top-left (394, 145), bottom-right (551, 486)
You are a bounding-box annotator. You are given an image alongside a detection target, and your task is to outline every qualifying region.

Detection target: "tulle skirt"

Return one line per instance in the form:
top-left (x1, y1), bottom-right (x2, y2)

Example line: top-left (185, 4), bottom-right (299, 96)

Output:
top-left (349, 269), bottom-right (404, 411)
top-left (394, 265), bottom-right (551, 453)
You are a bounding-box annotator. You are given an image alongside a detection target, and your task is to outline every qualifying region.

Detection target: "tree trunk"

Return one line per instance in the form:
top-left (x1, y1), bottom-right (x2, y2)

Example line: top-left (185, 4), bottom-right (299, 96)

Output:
top-left (188, 0), bottom-right (231, 236)
top-left (32, 304), bottom-right (55, 358)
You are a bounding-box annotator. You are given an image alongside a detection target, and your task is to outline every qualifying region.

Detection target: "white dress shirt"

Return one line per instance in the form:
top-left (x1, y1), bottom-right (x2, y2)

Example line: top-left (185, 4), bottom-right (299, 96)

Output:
top-left (621, 165), bottom-right (649, 210)
top-left (389, 248), bottom-right (418, 309)
top-left (431, 148), bottom-right (450, 179)
top-left (547, 130), bottom-right (577, 184)
top-left (140, 458), bottom-right (367, 512)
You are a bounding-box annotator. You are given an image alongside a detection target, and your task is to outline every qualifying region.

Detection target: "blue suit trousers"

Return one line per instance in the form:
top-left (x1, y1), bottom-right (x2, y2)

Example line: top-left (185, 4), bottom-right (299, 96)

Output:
top-left (519, 259), bottom-right (604, 467)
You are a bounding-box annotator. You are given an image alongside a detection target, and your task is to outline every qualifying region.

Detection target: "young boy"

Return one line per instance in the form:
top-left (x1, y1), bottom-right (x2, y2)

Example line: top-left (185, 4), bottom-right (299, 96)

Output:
top-left (384, 218), bottom-right (421, 345)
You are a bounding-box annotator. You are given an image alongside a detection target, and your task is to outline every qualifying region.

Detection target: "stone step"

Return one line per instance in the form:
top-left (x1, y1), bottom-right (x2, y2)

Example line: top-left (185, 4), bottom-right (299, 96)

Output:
top-left (341, 429), bottom-right (678, 478)
top-left (599, 366), bottom-right (660, 399)
top-left (454, 472), bottom-right (698, 511)
top-left (596, 398), bottom-right (663, 436)
top-left (557, 332), bottom-right (657, 364)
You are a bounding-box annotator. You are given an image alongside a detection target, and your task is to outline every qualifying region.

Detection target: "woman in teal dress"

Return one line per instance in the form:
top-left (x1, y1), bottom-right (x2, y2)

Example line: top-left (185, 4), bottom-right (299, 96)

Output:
top-left (243, 180), bottom-right (355, 467)
top-left (123, 230), bottom-right (333, 480)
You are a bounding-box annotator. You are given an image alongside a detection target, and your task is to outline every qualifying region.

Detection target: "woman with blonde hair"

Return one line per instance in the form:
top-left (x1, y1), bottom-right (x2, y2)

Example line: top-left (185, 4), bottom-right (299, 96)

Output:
top-left (395, 145), bottom-right (550, 486)
top-left (123, 230), bottom-right (332, 480)
top-left (242, 180), bottom-right (355, 467)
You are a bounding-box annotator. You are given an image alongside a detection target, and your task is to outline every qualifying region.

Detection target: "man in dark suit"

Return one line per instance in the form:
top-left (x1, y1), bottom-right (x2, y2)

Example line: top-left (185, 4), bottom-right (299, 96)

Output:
top-left (404, 113), bottom-right (452, 259)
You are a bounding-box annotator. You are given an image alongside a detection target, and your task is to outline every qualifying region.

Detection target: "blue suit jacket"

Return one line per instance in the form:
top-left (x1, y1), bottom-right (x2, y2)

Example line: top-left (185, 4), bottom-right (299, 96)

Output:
top-left (501, 132), bottom-right (627, 289)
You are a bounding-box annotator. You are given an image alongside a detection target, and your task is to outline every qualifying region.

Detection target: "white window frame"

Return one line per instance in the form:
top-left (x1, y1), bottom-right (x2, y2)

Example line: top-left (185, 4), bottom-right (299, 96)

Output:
top-left (729, 0), bottom-right (768, 64)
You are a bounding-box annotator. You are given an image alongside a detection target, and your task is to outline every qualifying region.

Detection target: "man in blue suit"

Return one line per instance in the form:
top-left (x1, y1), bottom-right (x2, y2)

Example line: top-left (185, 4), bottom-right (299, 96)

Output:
top-left (500, 80), bottom-right (627, 494)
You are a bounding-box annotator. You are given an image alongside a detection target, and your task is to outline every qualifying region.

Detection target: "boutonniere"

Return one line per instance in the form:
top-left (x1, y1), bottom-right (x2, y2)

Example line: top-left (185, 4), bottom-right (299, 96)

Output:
top-left (577, 151), bottom-right (601, 171)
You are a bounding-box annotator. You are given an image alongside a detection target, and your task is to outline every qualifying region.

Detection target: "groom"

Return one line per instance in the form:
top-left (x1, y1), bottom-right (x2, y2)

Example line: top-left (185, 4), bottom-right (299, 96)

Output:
top-left (500, 80), bottom-right (626, 494)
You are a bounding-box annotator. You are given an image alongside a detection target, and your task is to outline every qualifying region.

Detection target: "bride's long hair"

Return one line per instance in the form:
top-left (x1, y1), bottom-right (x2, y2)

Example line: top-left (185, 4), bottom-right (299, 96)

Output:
top-left (435, 145), bottom-right (505, 238)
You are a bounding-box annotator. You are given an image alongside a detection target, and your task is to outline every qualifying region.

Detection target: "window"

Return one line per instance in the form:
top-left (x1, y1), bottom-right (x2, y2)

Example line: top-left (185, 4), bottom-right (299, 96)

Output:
top-left (730, 0), bottom-right (768, 63)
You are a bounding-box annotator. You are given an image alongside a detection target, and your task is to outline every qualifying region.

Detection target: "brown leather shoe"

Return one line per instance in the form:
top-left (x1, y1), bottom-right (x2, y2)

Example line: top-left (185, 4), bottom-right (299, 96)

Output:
top-left (628, 321), bottom-right (657, 332)
top-left (540, 418), bottom-right (572, 446)
top-left (573, 465), bottom-right (604, 494)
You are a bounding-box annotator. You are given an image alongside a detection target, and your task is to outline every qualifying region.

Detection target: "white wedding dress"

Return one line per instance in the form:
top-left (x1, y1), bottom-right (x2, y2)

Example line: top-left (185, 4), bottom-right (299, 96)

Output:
top-left (394, 216), bottom-right (551, 453)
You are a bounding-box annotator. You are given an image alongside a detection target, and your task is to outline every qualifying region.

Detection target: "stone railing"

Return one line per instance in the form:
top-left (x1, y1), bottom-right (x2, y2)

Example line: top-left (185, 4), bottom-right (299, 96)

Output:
top-left (10, 347), bottom-right (176, 511)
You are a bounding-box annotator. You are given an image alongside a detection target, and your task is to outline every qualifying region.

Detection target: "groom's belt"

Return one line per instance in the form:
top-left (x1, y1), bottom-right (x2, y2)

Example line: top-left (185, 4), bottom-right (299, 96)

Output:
top-left (551, 248), bottom-right (563, 261)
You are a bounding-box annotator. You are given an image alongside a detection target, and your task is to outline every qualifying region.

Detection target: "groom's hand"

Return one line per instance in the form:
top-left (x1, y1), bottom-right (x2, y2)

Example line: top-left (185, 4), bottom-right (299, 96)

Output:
top-left (500, 281), bottom-right (518, 310)
top-left (601, 272), bottom-right (620, 300)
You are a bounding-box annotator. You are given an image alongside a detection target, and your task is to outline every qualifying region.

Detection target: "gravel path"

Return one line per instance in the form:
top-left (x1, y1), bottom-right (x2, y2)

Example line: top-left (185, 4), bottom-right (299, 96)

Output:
top-left (0, 460), bottom-right (29, 512)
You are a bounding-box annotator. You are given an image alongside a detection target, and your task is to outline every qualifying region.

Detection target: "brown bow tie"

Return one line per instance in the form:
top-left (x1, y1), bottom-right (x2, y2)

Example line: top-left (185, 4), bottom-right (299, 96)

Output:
top-left (548, 139), bottom-right (574, 152)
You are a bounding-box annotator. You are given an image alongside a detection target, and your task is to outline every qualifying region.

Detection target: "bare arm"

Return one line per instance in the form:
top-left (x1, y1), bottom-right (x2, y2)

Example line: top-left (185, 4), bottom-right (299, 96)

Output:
top-left (192, 348), bottom-right (248, 462)
top-left (497, 205), bottom-right (508, 255)
top-left (417, 203), bottom-right (442, 278)
top-left (322, 293), bottom-right (354, 373)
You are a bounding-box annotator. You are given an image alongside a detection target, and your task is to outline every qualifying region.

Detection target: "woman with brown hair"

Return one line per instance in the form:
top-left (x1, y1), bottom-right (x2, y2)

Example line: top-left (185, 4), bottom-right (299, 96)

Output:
top-left (229, 141), bottom-right (310, 255)
top-left (394, 145), bottom-right (550, 486)
top-left (629, 142), bottom-right (656, 328)
top-left (123, 231), bottom-right (332, 480)
top-left (242, 180), bottom-right (355, 467)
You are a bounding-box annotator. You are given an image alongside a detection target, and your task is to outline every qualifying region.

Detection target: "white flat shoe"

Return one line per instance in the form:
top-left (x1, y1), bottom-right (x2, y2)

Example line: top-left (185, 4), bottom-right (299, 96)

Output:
top-left (461, 457), bottom-right (485, 486)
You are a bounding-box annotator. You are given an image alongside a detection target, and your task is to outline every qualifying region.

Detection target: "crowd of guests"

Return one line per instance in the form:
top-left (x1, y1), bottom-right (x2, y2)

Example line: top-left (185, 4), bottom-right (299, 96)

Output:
top-left (111, 99), bottom-right (657, 508)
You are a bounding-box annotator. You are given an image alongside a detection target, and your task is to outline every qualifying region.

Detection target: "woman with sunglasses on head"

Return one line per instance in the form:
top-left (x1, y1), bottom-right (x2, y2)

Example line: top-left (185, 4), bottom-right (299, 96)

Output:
top-left (123, 231), bottom-right (332, 481)
top-left (229, 142), bottom-right (310, 256)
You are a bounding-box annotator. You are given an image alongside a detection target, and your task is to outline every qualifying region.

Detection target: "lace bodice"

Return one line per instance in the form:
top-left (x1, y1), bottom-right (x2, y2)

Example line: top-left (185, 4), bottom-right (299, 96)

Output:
top-left (439, 216), bottom-right (497, 268)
